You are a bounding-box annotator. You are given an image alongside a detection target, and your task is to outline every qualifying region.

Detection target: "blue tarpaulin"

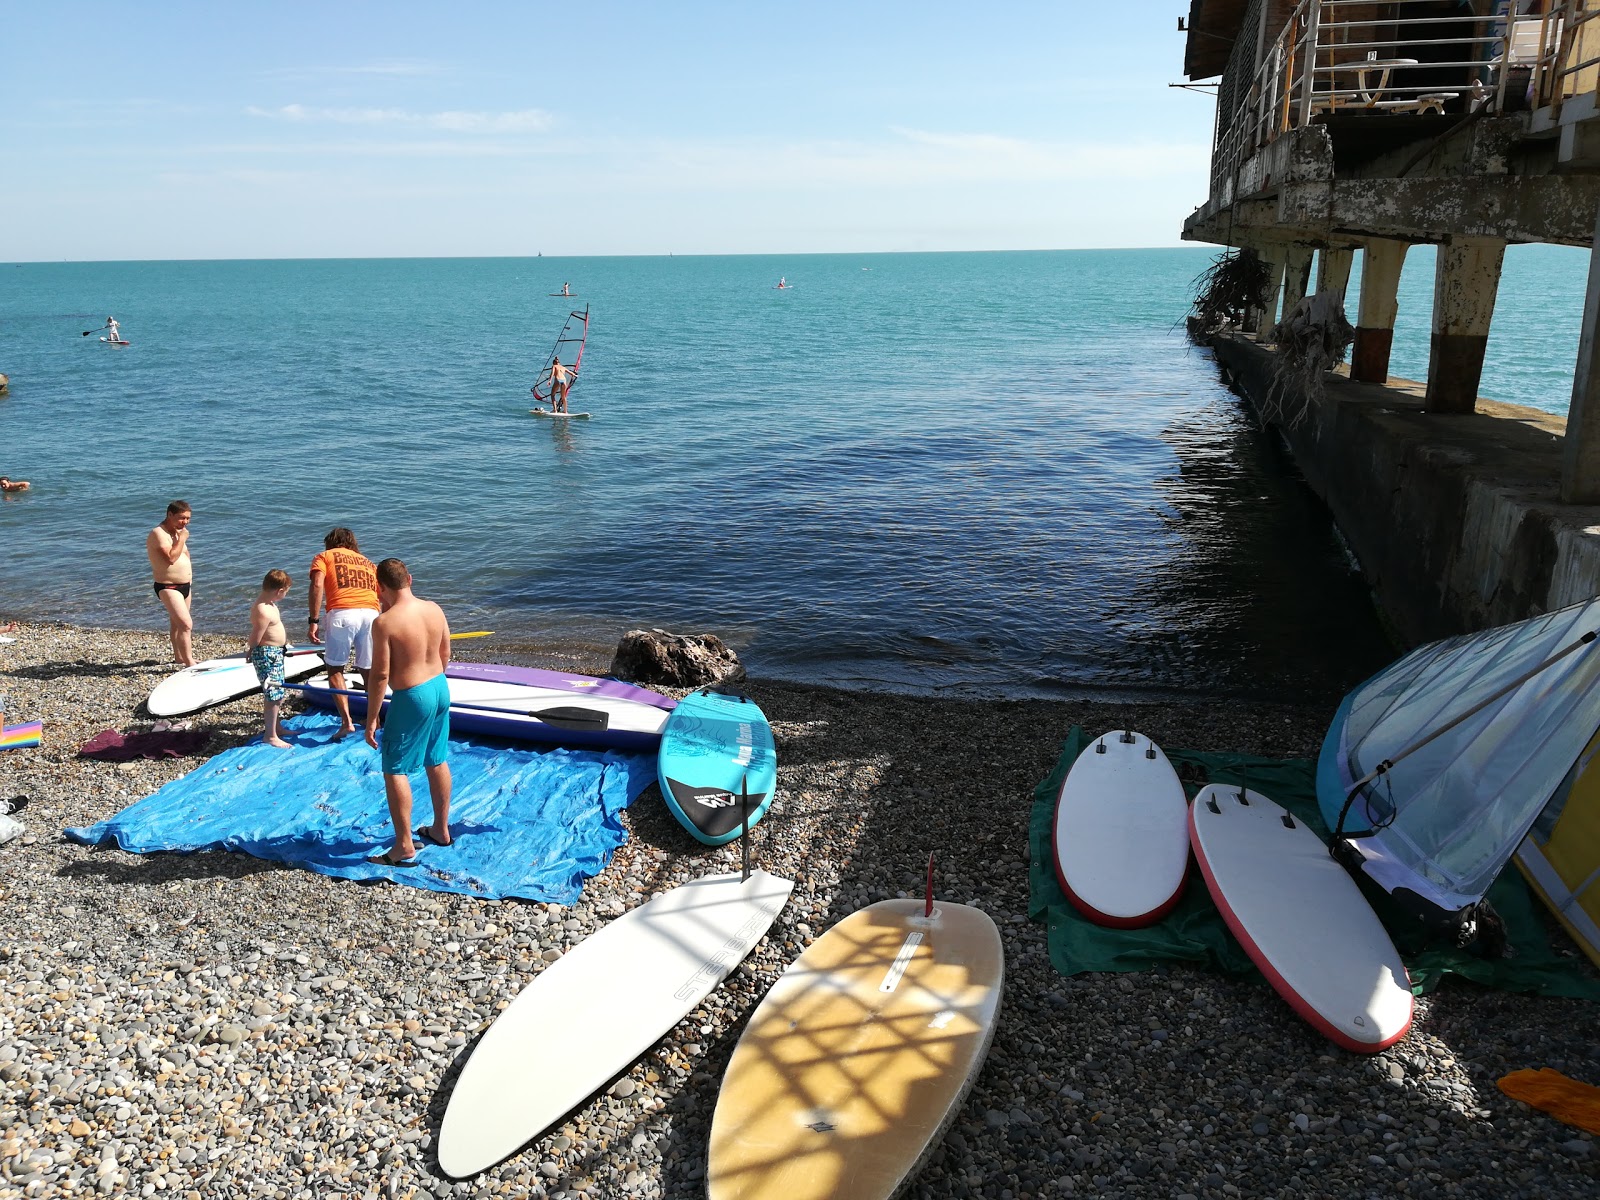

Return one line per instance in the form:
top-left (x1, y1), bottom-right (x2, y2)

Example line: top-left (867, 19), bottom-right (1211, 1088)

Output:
top-left (66, 712), bottom-right (657, 902)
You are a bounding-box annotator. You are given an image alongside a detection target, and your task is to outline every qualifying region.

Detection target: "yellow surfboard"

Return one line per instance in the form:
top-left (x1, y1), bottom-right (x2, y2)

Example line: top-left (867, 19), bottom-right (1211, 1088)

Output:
top-left (707, 898), bottom-right (1004, 1200)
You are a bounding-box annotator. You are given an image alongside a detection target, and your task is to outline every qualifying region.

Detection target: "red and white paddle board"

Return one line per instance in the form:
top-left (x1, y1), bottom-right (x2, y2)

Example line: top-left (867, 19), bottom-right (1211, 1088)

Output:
top-left (1190, 784), bottom-right (1413, 1053)
top-left (1052, 730), bottom-right (1189, 927)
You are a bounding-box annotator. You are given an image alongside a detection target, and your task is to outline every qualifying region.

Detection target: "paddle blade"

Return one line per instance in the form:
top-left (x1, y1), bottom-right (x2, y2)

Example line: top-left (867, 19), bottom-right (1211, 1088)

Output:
top-left (529, 705), bottom-right (610, 732)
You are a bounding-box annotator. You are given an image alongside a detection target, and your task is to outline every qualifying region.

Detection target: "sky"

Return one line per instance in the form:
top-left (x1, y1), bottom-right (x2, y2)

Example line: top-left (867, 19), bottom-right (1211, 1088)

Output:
top-left (2, 2), bottom-right (1214, 261)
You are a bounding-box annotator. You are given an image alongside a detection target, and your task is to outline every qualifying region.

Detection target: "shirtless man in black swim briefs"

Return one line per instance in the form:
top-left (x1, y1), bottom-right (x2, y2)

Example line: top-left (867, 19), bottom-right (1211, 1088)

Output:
top-left (146, 500), bottom-right (195, 667)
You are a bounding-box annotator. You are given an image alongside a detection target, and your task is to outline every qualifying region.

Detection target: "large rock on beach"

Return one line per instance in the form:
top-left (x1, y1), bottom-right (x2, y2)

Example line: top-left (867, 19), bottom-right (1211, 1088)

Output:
top-left (610, 628), bottom-right (745, 687)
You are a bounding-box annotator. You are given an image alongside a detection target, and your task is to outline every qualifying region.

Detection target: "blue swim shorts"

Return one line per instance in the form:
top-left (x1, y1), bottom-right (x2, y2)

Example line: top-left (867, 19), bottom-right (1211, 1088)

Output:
top-left (381, 672), bottom-right (451, 776)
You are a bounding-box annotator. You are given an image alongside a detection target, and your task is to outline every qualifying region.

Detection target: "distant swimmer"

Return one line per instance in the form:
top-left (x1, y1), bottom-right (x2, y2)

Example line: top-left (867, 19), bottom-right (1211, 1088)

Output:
top-left (550, 356), bottom-right (573, 414)
top-left (0, 477), bottom-right (30, 492)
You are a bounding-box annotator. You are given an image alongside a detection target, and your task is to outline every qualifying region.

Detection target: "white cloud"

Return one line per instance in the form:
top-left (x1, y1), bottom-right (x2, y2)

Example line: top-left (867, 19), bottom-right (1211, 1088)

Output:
top-left (258, 61), bottom-right (445, 80)
top-left (611, 128), bottom-right (1211, 190)
top-left (246, 104), bottom-right (553, 133)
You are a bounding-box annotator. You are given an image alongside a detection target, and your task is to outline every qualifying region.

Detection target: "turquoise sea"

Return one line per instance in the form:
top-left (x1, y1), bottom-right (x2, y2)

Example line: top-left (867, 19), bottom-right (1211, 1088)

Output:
top-left (0, 246), bottom-right (1587, 701)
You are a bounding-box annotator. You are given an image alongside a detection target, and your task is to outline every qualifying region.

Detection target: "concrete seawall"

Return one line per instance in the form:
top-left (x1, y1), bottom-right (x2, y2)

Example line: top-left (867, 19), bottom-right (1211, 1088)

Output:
top-left (1207, 332), bottom-right (1600, 647)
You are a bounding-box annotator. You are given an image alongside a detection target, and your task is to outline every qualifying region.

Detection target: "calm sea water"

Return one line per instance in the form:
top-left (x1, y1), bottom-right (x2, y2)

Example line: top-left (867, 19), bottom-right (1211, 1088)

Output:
top-left (0, 247), bottom-right (1583, 701)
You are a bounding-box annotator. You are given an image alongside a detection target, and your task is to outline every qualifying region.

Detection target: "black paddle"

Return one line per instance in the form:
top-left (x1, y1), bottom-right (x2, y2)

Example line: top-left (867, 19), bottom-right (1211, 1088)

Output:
top-left (80, 324), bottom-right (109, 336)
top-left (282, 681), bottom-right (610, 732)
top-left (739, 773), bottom-right (751, 883)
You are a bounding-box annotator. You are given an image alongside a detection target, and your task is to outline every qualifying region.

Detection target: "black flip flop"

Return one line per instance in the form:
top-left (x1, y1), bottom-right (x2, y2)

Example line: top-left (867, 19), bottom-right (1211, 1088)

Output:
top-left (0, 796), bottom-right (28, 816)
top-left (414, 826), bottom-right (451, 848)
top-left (366, 850), bottom-right (419, 868)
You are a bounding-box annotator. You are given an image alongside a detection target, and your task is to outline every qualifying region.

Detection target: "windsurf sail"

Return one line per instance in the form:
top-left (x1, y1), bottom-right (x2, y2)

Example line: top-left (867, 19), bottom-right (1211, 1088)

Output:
top-left (530, 304), bottom-right (590, 405)
top-left (1316, 596), bottom-right (1600, 919)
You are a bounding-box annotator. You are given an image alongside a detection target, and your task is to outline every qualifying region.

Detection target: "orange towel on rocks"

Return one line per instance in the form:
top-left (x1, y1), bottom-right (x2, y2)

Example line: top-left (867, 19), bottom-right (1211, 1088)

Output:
top-left (1498, 1068), bottom-right (1600, 1135)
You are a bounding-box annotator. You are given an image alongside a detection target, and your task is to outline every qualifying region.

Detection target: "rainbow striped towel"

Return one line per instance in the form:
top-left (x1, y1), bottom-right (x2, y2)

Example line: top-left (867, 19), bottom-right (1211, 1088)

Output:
top-left (0, 721), bottom-right (42, 751)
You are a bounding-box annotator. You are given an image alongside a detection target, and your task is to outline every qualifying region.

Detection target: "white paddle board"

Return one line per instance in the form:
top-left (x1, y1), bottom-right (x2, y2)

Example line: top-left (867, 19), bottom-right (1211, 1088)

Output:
top-left (1190, 785), bottom-right (1413, 1053)
top-left (437, 870), bottom-right (794, 1178)
top-left (147, 647), bottom-right (327, 718)
top-left (707, 898), bottom-right (1004, 1200)
top-left (529, 408), bottom-right (590, 419)
top-left (1052, 729), bottom-right (1189, 927)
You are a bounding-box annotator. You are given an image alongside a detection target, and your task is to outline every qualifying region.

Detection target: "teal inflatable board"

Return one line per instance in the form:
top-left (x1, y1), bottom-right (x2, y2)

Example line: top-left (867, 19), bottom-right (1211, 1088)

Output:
top-left (656, 690), bottom-right (777, 845)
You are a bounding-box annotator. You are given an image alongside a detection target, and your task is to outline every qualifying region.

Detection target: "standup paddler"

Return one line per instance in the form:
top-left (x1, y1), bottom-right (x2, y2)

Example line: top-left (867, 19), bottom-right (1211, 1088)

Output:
top-left (364, 557), bottom-right (453, 868)
top-left (307, 527), bottom-right (381, 739)
top-left (146, 500), bottom-right (195, 668)
top-left (550, 356), bottom-right (573, 414)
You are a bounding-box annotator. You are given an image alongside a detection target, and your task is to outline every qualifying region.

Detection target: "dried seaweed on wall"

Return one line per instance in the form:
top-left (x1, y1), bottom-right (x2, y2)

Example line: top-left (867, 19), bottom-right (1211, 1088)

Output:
top-left (1188, 250), bottom-right (1271, 342)
top-left (1263, 291), bottom-right (1355, 427)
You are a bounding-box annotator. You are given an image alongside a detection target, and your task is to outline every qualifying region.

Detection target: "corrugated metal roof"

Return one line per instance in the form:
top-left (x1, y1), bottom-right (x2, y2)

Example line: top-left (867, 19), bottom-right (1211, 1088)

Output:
top-left (1184, 0), bottom-right (1251, 79)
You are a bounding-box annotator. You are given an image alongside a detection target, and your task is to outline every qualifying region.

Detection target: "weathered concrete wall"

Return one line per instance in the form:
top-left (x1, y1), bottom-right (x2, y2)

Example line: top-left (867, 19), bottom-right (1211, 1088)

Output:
top-left (1208, 333), bottom-right (1600, 646)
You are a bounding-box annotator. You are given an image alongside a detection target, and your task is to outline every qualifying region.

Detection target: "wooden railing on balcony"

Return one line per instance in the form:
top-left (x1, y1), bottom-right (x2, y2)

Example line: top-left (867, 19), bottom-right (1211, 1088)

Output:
top-left (1210, 0), bottom-right (1595, 205)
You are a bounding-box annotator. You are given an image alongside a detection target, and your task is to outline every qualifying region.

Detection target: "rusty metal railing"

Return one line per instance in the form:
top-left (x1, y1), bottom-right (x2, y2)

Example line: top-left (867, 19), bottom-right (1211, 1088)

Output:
top-left (1208, 0), bottom-right (1592, 206)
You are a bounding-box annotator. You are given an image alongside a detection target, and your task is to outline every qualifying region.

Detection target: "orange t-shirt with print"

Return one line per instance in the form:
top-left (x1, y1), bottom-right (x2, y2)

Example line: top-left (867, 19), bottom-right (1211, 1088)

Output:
top-left (310, 548), bottom-right (379, 612)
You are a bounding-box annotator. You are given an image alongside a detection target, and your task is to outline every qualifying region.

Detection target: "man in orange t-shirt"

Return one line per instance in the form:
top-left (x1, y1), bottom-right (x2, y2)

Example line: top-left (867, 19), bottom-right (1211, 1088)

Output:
top-left (308, 527), bottom-right (380, 737)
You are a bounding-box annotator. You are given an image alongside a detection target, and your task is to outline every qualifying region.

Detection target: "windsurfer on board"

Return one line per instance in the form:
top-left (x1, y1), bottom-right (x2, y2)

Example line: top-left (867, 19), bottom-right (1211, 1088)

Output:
top-left (550, 357), bottom-right (573, 414)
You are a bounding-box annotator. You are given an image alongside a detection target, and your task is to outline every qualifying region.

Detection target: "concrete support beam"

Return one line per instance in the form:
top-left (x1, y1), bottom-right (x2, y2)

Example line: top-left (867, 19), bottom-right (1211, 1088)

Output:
top-left (1254, 246), bottom-right (1289, 339)
top-left (1188, 176), bottom-right (1600, 251)
top-left (1282, 247), bottom-right (1315, 319)
top-left (1317, 248), bottom-right (1354, 301)
top-left (1426, 236), bottom-right (1506, 414)
top-left (1562, 210), bottom-right (1600, 503)
top-left (1353, 240), bottom-right (1410, 384)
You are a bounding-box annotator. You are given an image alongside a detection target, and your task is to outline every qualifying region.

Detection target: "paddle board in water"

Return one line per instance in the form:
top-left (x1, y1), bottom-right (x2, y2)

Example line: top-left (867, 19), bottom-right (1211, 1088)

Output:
top-left (147, 647), bottom-right (328, 718)
top-left (437, 869), bottom-right (793, 1178)
top-left (0, 721), bottom-right (42, 751)
top-left (301, 662), bottom-right (673, 749)
top-left (99, 337), bottom-right (130, 345)
top-left (1190, 784), bottom-right (1413, 1053)
top-left (707, 898), bottom-right (1004, 1200)
top-left (529, 408), bottom-right (590, 419)
top-left (657, 690), bottom-right (777, 845)
top-left (1052, 729), bottom-right (1189, 927)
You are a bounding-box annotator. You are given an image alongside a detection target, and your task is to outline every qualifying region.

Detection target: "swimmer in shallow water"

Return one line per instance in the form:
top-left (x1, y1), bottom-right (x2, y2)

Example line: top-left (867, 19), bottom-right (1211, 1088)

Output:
top-left (0, 477), bottom-right (30, 492)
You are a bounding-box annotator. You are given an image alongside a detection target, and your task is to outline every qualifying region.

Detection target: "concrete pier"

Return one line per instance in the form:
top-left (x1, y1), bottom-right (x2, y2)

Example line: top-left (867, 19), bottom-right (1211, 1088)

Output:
top-left (1281, 247), bottom-right (1314, 318)
top-left (1563, 211), bottom-right (1600, 504)
top-left (1352, 240), bottom-right (1409, 384)
top-left (1426, 237), bottom-right (1507, 414)
top-left (1316, 247), bottom-right (1353, 301)
top-left (1251, 246), bottom-right (1288, 339)
top-left (1204, 331), bottom-right (1600, 646)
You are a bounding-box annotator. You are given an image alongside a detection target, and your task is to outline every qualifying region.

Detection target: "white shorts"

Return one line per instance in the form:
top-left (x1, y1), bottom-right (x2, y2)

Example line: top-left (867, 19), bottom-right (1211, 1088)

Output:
top-left (323, 607), bottom-right (378, 671)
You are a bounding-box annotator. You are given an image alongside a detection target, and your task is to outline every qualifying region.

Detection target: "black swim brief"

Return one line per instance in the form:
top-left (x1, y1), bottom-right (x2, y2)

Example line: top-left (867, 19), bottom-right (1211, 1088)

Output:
top-left (153, 581), bottom-right (192, 599)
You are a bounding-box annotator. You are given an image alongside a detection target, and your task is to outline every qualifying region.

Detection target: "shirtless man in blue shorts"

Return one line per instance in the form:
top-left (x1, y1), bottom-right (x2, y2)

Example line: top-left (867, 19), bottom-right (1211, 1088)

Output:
top-left (363, 557), bottom-right (453, 867)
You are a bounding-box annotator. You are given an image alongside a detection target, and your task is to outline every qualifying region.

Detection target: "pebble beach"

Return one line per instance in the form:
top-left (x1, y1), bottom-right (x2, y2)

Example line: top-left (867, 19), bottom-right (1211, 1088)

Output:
top-left (2, 622), bottom-right (1598, 1199)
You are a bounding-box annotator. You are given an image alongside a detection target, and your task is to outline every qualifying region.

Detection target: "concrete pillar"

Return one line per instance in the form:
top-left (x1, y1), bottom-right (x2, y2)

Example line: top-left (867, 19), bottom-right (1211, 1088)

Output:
top-left (1317, 247), bottom-right (1355, 301)
top-left (1426, 235), bottom-right (1506, 414)
top-left (1353, 239), bottom-right (1409, 383)
top-left (1281, 246), bottom-right (1315, 319)
top-left (1561, 211), bottom-right (1600, 503)
top-left (1253, 246), bottom-right (1289, 339)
